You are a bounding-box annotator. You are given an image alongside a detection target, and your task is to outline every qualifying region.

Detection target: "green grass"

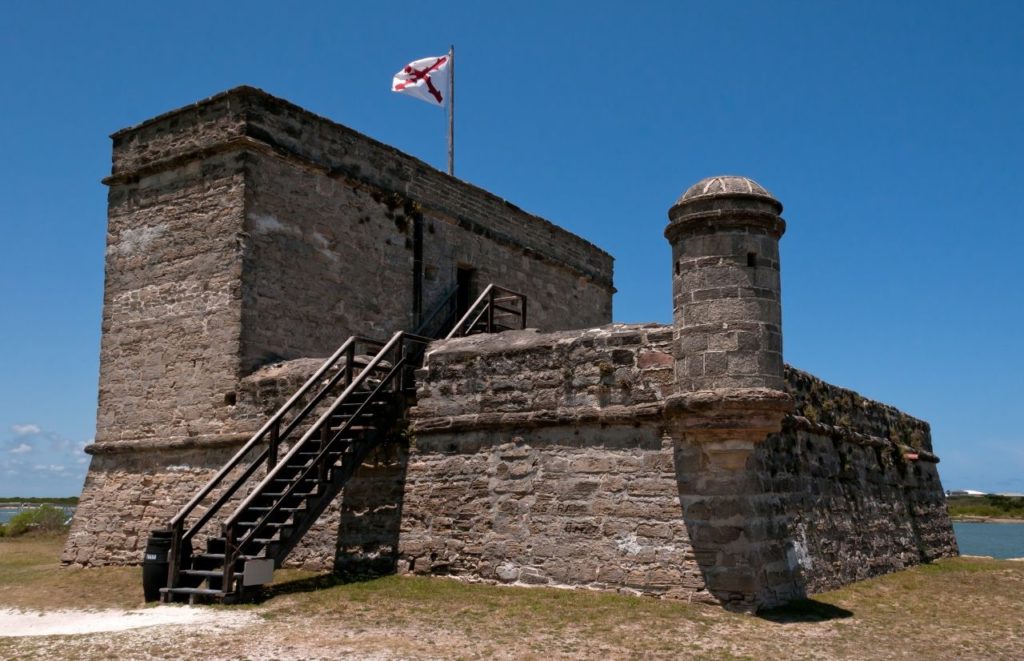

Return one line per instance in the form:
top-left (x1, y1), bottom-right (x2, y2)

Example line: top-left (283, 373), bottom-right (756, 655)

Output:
top-left (0, 535), bottom-right (142, 610)
top-left (0, 504), bottom-right (69, 537)
top-left (948, 494), bottom-right (1024, 519)
top-left (2, 535), bottom-right (1023, 659)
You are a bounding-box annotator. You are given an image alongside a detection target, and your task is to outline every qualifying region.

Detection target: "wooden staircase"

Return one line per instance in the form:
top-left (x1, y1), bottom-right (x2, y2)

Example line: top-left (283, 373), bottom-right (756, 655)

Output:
top-left (158, 284), bottom-right (526, 603)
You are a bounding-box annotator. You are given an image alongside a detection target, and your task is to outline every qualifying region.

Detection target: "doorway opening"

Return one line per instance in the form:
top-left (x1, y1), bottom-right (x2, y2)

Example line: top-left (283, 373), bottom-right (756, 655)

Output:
top-left (456, 266), bottom-right (476, 320)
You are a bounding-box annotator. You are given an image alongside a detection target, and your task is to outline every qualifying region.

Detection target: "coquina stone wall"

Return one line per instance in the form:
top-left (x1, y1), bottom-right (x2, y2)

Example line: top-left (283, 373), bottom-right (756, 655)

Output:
top-left (400, 325), bottom-right (957, 607)
top-left (93, 85), bottom-right (613, 451)
top-left (69, 87), bottom-right (614, 566)
top-left (764, 369), bottom-right (956, 594)
top-left (68, 89), bottom-right (955, 612)
top-left (66, 354), bottom-right (408, 568)
top-left (67, 322), bottom-right (956, 601)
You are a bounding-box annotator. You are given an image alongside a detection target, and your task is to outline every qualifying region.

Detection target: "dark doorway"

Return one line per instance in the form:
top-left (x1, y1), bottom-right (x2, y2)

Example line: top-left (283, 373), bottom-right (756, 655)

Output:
top-left (456, 266), bottom-right (476, 319)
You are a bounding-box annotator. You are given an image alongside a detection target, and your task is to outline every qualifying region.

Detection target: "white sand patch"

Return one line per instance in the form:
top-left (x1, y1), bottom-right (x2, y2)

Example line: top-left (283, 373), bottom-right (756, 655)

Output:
top-left (0, 605), bottom-right (259, 637)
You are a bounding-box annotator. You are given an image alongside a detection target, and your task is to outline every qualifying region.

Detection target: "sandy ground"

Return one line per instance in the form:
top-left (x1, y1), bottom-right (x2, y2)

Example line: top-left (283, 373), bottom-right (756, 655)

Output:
top-left (0, 605), bottom-right (259, 637)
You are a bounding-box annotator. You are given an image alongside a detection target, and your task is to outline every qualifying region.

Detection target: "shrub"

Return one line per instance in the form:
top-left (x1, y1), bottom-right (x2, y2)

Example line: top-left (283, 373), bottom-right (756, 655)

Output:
top-left (3, 505), bottom-right (69, 536)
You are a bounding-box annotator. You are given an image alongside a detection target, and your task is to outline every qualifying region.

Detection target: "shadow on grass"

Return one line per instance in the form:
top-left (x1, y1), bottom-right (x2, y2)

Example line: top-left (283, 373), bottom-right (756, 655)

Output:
top-left (758, 599), bottom-right (854, 623)
top-left (248, 571), bottom-right (389, 603)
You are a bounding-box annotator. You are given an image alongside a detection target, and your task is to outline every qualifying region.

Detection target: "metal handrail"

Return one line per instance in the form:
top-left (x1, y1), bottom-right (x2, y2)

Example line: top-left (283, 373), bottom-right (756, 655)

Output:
top-left (219, 331), bottom-right (432, 586)
top-left (223, 330), bottom-right (407, 529)
top-left (445, 284), bottom-right (528, 339)
top-left (229, 347), bottom-right (412, 554)
top-left (167, 335), bottom-right (384, 533)
top-left (163, 282), bottom-right (522, 599)
top-left (164, 335), bottom-right (388, 593)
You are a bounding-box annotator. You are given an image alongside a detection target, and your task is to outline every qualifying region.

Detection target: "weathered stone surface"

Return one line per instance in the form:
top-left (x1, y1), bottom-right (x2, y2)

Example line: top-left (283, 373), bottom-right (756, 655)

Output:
top-left (666, 177), bottom-right (785, 393)
top-left (68, 91), bottom-right (956, 614)
top-left (405, 323), bottom-right (956, 610)
top-left (70, 87), bottom-right (615, 565)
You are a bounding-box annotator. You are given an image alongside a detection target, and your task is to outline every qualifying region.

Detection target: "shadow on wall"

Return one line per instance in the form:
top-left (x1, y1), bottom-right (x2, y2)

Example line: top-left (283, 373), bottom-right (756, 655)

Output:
top-left (674, 428), bottom-right (944, 611)
top-left (333, 437), bottom-right (411, 577)
top-left (673, 437), bottom-right (805, 612)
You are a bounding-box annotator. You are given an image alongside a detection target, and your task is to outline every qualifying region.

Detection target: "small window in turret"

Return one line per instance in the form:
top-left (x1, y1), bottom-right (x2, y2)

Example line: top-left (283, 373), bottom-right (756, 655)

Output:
top-left (747, 252), bottom-right (757, 267)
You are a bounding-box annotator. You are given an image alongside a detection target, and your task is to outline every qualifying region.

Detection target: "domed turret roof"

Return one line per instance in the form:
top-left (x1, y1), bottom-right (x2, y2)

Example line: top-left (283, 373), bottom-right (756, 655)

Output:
top-left (676, 176), bottom-right (775, 205)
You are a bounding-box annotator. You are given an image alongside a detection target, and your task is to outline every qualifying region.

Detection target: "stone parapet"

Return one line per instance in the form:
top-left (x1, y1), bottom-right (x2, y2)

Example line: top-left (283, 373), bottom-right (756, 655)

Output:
top-left (784, 365), bottom-right (933, 452)
top-left (107, 86), bottom-right (613, 290)
top-left (404, 324), bottom-right (955, 610)
top-left (413, 324), bottom-right (675, 421)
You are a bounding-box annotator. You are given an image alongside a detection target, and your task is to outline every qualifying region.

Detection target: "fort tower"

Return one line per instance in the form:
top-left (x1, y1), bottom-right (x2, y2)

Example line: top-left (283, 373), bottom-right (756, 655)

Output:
top-left (666, 175), bottom-right (786, 393)
top-left (665, 176), bottom-right (797, 608)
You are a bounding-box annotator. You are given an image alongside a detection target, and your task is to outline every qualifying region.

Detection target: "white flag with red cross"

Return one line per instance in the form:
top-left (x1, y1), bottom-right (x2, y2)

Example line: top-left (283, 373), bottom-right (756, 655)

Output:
top-left (392, 55), bottom-right (451, 106)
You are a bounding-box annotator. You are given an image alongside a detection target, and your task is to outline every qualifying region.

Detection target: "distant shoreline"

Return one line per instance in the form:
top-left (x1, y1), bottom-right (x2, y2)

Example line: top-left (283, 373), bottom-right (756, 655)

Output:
top-left (952, 516), bottom-right (1024, 524)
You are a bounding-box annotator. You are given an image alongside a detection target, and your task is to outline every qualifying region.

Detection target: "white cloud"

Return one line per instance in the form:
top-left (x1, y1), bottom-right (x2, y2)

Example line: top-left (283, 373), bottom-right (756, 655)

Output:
top-left (0, 426), bottom-right (90, 495)
top-left (32, 464), bottom-right (71, 475)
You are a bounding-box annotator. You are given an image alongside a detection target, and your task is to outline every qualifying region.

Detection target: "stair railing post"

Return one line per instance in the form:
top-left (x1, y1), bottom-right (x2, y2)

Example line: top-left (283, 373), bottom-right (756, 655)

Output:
top-left (520, 294), bottom-right (527, 329)
top-left (398, 336), bottom-right (410, 392)
top-left (223, 525), bottom-right (236, 596)
top-left (268, 420), bottom-right (280, 471)
top-left (345, 342), bottom-right (356, 386)
top-left (487, 288), bottom-right (495, 333)
top-left (166, 519), bottom-right (183, 595)
top-left (318, 424), bottom-right (330, 484)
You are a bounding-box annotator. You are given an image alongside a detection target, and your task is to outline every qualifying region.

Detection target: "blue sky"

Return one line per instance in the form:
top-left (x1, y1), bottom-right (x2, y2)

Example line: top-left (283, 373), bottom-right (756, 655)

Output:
top-left (1, 1), bottom-right (1021, 496)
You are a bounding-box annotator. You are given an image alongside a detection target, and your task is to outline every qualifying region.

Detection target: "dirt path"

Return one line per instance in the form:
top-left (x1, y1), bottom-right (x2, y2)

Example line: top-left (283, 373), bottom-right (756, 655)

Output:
top-left (0, 605), bottom-right (259, 637)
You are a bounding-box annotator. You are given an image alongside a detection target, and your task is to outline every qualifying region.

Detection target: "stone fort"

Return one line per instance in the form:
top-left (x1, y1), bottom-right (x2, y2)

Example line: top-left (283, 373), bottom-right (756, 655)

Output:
top-left (66, 86), bottom-right (956, 610)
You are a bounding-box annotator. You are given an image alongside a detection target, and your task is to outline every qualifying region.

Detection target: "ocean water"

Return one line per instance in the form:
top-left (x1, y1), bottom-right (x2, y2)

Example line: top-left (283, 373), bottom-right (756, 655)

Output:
top-left (953, 521), bottom-right (1024, 559)
top-left (0, 506), bottom-right (75, 525)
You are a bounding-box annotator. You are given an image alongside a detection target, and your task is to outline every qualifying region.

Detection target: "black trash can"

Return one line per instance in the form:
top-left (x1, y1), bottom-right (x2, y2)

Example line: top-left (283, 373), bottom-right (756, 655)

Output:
top-left (142, 530), bottom-right (173, 602)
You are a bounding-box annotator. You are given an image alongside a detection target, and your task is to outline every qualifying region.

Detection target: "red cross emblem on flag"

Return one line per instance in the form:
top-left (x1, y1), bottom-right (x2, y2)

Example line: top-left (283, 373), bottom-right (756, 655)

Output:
top-left (392, 55), bottom-right (450, 106)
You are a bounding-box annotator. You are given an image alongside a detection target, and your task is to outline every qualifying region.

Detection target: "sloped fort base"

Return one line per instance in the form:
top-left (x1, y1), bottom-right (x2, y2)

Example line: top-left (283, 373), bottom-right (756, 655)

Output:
top-left (404, 326), bottom-right (956, 610)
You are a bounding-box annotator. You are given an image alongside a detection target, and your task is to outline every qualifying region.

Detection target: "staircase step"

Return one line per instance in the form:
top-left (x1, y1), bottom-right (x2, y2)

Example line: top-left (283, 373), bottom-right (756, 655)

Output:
top-left (295, 450), bottom-right (345, 459)
top-left (246, 506), bottom-right (302, 513)
top-left (161, 325), bottom-right (438, 603)
top-left (237, 521), bottom-right (292, 529)
top-left (263, 490), bottom-right (316, 499)
top-left (271, 479), bottom-right (317, 489)
top-left (196, 552), bottom-right (262, 561)
top-left (181, 569), bottom-right (231, 578)
top-left (335, 402), bottom-right (385, 411)
top-left (295, 445), bottom-right (352, 458)
top-left (161, 587), bottom-right (226, 596)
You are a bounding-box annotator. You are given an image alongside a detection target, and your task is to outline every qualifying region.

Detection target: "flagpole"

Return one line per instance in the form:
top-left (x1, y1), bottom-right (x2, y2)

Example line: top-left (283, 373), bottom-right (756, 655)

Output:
top-left (447, 44), bottom-right (455, 177)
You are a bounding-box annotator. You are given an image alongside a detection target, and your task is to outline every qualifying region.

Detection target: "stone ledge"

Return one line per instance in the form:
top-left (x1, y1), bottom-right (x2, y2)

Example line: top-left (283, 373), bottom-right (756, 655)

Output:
top-left (664, 388), bottom-right (793, 442)
top-left (411, 394), bottom-right (939, 463)
top-left (410, 402), bottom-right (665, 434)
top-left (783, 415), bottom-right (940, 463)
top-left (85, 432), bottom-right (254, 455)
